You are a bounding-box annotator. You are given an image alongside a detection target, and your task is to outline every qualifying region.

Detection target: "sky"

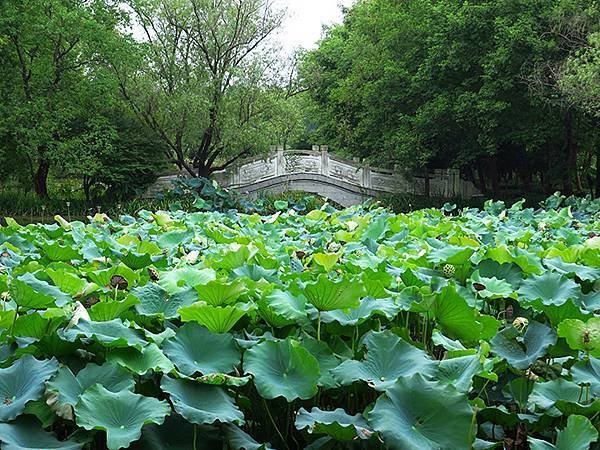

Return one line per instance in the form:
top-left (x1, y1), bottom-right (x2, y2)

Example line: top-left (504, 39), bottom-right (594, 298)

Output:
top-left (274, 0), bottom-right (354, 52)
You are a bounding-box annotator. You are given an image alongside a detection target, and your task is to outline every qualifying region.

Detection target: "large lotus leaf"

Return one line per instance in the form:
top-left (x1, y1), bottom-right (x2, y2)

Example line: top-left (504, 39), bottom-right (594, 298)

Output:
top-left (436, 354), bottom-right (488, 393)
top-left (120, 250), bottom-right (159, 270)
top-left (370, 374), bottom-right (474, 450)
top-left (86, 264), bottom-right (139, 290)
top-left (312, 253), bottom-right (340, 271)
top-left (530, 299), bottom-right (592, 327)
top-left (528, 379), bottom-right (599, 416)
top-left (158, 267), bottom-right (216, 293)
top-left (528, 415), bottom-right (598, 450)
top-left (59, 319), bottom-right (148, 350)
top-left (195, 280), bottom-right (247, 306)
top-left (40, 240), bottom-right (81, 262)
top-left (571, 357), bottom-right (600, 397)
top-left (47, 363), bottom-right (134, 408)
top-left (300, 334), bottom-right (341, 389)
top-left (332, 331), bottom-right (436, 390)
top-left (75, 384), bottom-right (171, 450)
top-left (543, 258), bottom-right (600, 282)
top-left (132, 284), bottom-right (196, 319)
top-left (557, 318), bottom-right (600, 357)
top-left (178, 302), bottom-right (252, 333)
top-left (426, 240), bottom-right (475, 265)
top-left (46, 264), bottom-right (92, 297)
top-left (518, 272), bottom-right (581, 307)
top-left (131, 415), bottom-right (221, 450)
top-left (89, 295), bottom-right (138, 321)
top-left (223, 424), bottom-right (275, 450)
top-left (107, 343), bottom-right (175, 375)
top-left (0, 356), bottom-right (58, 421)
top-left (232, 264), bottom-right (277, 282)
top-left (12, 312), bottom-right (63, 339)
top-left (429, 285), bottom-right (500, 345)
top-left (469, 270), bottom-right (515, 299)
top-left (475, 260), bottom-right (523, 289)
top-left (485, 245), bottom-right (543, 275)
top-left (295, 407), bottom-right (372, 441)
top-left (320, 297), bottom-right (400, 326)
top-left (156, 229), bottom-right (194, 248)
top-left (162, 323), bottom-right (241, 377)
top-left (302, 274), bottom-right (365, 312)
top-left (0, 416), bottom-right (83, 450)
top-left (0, 310), bottom-right (16, 329)
top-left (264, 289), bottom-right (307, 322)
top-left (243, 338), bottom-right (320, 401)
top-left (490, 321), bottom-right (557, 370)
top-left (161, 377), bottom-right (244, 425)
top-left (9, 272), bottom-right (71, 308)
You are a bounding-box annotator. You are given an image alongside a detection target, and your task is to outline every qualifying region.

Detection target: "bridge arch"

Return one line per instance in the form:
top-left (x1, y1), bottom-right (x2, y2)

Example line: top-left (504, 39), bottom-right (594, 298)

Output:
top-left (148, 147), bottom-right (479, 207)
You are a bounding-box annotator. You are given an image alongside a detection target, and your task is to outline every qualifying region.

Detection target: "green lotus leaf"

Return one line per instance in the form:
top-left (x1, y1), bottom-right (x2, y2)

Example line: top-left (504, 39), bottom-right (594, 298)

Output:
top-left (162, 323), bottom-right (241, 376)
top-left (59, 318), bottom-right (148, 350)
top-left (0, 356), bottom-right (58, 421)
top-left (195, 279), bottom-right (247, 306)
top-left (528, 415), bottom-right (598, 450)
top-left (427, 240), bottom-right (476, 265)
top-left (156, 229), bottom-right (194, 248)
top-left (320, 297), bottom-right (400, 326)
top-left (223, 424), bottom-right (275, 450)
top-left (518, 272), bottom-right (581, 307)
top-left (490, 321), bottom-right (557, 370)
top-left (232, 264), bottom-right (277, 282)
top-left (0, 310), bottom-right (16, 329)
top-left (428, 285), bottom-right (500, 345)
top-left (161, 376), bottom-right (244, 425)
top-left (47, 362), bottom-right (134, 408)
top-left (543, 258), bottom-right (600, 282)
top-left (243, 338), bottom-right (320, 401)
top-left (178, 302), bottom-right (252, 333)
top-left (431, 330), bottom-right (476, 358)
top-left (132, 284), bottom-right (196, 319)
top-left (300, 334), bottom-right (341, 389)
top-left (89, 295), bottom-right (139, 321)
top-left (303, 274), bottom-right (365, 312)
top-left (436, 354), bottom-right (487, 393)
top-left (312, 253), bottom-right (340, 271)
top-left (469, 270), bottom-right (515, 299)
top-left (86, 264), bottom-right (139, 290)
top-left (75, 384), bottom-right (171, 450)
top-left (158, 267), bottom-right (216, 293)
top-left (120, 250), bottom-right (158, 270)
top-left (264, 289), bottom-right (307, 322)
top-left (9, 272), bottom-right (71, 308)
top-left (131, 415), bottom-right (219, 450)
top-left (12, 311), bottom-right (63, 339)
top-left (557, 318), bottom-right (600, 357)
top-left (332, 331), bottom-right (436, 390)
top-left (475, 260), bottom-right (523, 289)
top-left (0, 416), bottom-right (83, 450)
top-left (295, 407), bottom-right (372, 441)
top-left (40, 240), bottom-right (81, 262)
top-left (46, 264), bottom-right (93, 297)
top-left (209, 244), bottom-right (258, 270)
top-left (107, 343), bottom-right (175, 375)
top-left (571, 357), bottom-right (600, 397)
top-left (529, 299), bottom-right (592, 327)
top-left (370, 374), bottom-right (474, 450)
top-left (485, 245), bottom-right (543, 275)
top-left (528, 379), bottom-right (600, 416)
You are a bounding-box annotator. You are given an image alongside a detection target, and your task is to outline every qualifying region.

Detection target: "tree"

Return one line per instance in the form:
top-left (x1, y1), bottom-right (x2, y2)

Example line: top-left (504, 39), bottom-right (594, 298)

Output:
top-left (113, 0), bottom-right (293, 178)
top-left (0, 0), bottom-right (125, 197)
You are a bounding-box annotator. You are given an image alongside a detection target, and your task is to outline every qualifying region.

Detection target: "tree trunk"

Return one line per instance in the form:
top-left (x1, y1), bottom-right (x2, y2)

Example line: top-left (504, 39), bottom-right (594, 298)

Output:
top-left (488, 155), bottom-right (500, 198)
top-left (34, 159), bottom-right (50, 198)
top-left (563, 109), bottom-right (578, 195)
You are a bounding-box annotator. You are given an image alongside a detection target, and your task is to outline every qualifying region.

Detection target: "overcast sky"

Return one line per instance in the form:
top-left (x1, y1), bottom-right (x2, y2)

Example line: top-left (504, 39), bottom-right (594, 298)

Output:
top-left (274, 0), bottom-right (353, 52)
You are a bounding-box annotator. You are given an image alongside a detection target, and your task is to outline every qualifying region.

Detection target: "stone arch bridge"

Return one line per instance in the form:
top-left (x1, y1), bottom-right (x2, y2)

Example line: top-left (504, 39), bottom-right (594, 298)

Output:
top-left (148, 146), bottom-right (479, 207)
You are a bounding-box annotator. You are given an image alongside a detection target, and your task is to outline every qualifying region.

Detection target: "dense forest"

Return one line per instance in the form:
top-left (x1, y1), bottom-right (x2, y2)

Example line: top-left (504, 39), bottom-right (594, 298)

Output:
top-left (0, 0), bottom-right (599, 202)
top-left (303, 0), bottom-right (600, 198)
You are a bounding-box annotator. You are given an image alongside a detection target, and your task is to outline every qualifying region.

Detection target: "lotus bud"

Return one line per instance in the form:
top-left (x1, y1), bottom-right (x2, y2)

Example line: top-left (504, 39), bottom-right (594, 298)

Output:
top-left (512, 317), bottom-right (529, 332)
top-left (538, 222), bottom-right (547, 231)
top-left (67, 301), bottom-right (90, 329)
top-left (184, 250), bottom-right (200, 265)
top-left (0, 291), bottom-right (9, 301)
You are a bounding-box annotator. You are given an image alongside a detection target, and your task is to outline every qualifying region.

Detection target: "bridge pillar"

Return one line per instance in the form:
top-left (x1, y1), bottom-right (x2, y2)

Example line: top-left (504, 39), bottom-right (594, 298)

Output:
top-left (276, 147), bottom-right (285, 176)
top-left (320, 147), bottom-right (329, 176)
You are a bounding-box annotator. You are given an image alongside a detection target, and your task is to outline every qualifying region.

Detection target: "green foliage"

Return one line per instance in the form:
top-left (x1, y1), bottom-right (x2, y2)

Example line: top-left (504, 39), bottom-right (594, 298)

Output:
top-left (0, 197), bottom-right (598, 448)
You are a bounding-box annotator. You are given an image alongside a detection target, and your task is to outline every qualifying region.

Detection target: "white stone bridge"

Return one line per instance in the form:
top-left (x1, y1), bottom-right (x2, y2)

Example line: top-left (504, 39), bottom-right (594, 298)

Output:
top-left (149, 146), bottom-right (479, 207)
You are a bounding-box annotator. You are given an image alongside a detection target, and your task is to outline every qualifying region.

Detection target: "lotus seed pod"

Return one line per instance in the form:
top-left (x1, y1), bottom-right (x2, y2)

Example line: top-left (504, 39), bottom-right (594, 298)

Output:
top-left (442, 264), bottom-right (456, 278)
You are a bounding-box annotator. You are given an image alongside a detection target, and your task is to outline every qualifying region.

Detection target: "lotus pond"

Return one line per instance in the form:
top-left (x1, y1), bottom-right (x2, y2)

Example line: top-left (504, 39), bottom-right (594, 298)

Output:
top-left (0, 195), bottom-right (599, 449)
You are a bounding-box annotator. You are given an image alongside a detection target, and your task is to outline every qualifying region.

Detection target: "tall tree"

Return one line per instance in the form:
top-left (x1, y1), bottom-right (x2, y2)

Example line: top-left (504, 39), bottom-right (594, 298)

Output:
top-left (114, 0), bottom-right (291, 177)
